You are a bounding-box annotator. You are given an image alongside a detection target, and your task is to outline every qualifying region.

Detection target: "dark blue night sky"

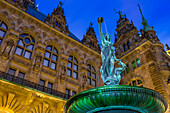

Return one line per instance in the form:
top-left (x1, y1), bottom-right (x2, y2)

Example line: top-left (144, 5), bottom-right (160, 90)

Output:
top-left (36, 0), bottom-right (170, 50)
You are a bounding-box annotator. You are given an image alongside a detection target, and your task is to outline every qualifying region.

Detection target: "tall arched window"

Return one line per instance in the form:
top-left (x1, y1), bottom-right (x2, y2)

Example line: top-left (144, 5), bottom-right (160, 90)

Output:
top-left (15, 34), bottom-right (35, 59)
top-left (129, 79), bottom-right (143, 87)
top-left (0, 20), bottom-right (8, 44)
top-left (127, 41), bottom-right (130, 49)
top-left (87, 64), bottom-right (96, 87)
top-left (67, 56), bottom-right (78, 79)
top-left (43, 46), bottom-right (58, 70)
top-left (123, 44), bottom-right (127, 52)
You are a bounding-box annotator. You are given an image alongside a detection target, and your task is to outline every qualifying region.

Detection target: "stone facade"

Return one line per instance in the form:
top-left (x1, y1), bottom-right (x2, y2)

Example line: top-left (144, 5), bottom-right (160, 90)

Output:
top-left (114, 13), bottom-right (170, 113)
top-left (0, 0), bottom-right (169, 113)
top-left (0, 0), bottom-right (102, 112)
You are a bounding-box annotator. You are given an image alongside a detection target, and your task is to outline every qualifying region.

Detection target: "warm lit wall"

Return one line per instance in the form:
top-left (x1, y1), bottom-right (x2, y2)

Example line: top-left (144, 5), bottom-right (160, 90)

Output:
top-left (0, 0), bottom-right (102, 112)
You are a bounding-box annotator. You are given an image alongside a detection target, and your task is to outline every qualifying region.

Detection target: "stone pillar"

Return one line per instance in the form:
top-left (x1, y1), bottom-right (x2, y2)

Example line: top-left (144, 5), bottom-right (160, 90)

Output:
top-left (79, 63), bottom-right (88, 92)
top-left (57, 53), bottom-right (68, 93)
top-left (29, 44), bottom-right (45, 83)
top-left (0, 33), bottom-right (18, 72)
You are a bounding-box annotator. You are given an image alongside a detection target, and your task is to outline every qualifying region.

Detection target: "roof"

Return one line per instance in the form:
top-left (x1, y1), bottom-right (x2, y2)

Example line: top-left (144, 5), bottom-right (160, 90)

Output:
top-left (26, 6), bottom-right (81, 43)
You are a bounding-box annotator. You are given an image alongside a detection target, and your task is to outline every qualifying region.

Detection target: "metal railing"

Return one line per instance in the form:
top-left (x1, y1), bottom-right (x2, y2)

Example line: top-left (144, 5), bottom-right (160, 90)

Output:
top-left (0, 71), bottom-right (71, 100)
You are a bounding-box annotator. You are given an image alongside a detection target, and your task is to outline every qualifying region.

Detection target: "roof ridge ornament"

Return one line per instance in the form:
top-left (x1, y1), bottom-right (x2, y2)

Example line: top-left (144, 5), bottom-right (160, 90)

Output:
top-left (59, 1), bottom-right (64, 7)
top-left (114, 9), bottom-right (123, 18)
top-left (137, 3), bottom-right (153, 32)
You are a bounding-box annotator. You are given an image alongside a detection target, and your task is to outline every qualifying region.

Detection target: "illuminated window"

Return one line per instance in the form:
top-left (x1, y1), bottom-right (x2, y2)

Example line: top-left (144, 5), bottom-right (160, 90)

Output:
top-left (123, 44), bottom-right (127, 52)
top-left (65, 89), bottom-right (70, 95)
top-left (0, 20), bottom-right (8, 45)
top-left (127, 41), bottom-right (130, 49)
top-left (47, 82), bottom-right (53, 93)
top-left (43, 46), bottom-right (58, 70)
top-left (72, 91), bottom-right (76, 96)
top-left (18, 71), bottom-right (25, 79)
top-left (132, 60), bottom-right (136, 69)
top-left (8, 68), bottom-right (16, 75)
top-left (87, 64), bottom-right (96, 87)
top-left (67, 56), bottom-right (78, 79)
top-left (38, 79), bottom-right (45, 91)
top-left (15, 34), bottom-right (35, 59)
top-left (129, 79), bottom-right (143, 87)
top-left (136, 58), bottom-right (141, 67)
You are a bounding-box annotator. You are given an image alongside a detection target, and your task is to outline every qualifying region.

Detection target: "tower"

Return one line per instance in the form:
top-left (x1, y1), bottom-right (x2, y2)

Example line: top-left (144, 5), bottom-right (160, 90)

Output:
top-left (82, 22), bottom-right (101, 53)
top-left (45, 1), bottom-right (69, 35)
top-left (113, 8), bottom-right (170, 107)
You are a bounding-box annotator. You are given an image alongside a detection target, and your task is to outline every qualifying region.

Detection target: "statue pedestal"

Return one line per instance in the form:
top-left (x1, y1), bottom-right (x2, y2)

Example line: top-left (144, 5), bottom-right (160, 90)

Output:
top-left (64, 85), bottom-right (168, 113)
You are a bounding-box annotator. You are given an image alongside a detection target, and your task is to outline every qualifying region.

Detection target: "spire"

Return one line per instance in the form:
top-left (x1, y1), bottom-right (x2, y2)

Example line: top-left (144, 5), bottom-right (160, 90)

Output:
top-left (137, 4), bottom-right (153, 32)
top-left (45, 1), bottom-right (69, 34)
top-left (82, 22), bottom-right (101, 53)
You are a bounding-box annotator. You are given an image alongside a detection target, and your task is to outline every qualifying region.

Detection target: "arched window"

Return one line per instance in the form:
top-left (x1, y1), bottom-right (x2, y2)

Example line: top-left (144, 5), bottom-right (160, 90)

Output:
top-left (15, 34), bottom-right (35, 59)
top-left (43, 46), bottom-right (58, 70)
top-left (127, 41), bottom-right (130, 49)
top-left (67, 56), bottom-right (78, 79)
top-left (123, 44), bottom-right (127, 52)
top-left (0, 20), bottom-right (8, 44)
top-left (87, 64), bottom-right (96, 87)
top-left (136, 58), bottom-right (141, 67)
top-left (129, 79), bottom-right (143, 87)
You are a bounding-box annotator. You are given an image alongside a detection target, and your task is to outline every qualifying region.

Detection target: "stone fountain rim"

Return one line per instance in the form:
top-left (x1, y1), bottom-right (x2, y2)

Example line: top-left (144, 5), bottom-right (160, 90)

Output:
top-left (65, 85), bottom-right (168, 113)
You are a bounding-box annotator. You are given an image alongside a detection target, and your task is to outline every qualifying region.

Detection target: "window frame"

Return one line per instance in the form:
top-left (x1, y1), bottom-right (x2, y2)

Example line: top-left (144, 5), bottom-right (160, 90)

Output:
top-left (15, 33), bottom-right (35, 59)
top-left (0, 20), bottom-right (8, 45)
top-left (87, 64), bottom-right (97, 87)
top-left (67, 56), bottom-right (79, 79)
top-left (43, 45), bottom-right (58, 70)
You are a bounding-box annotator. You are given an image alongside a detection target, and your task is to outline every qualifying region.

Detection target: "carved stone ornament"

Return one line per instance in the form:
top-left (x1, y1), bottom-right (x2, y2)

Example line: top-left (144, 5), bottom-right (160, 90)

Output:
top-left (34, 54), bottom-right (42, 69)
top-left (3, 39), bottom-right (14, 55)
top-left (59, 65), bottom-right (66, 84)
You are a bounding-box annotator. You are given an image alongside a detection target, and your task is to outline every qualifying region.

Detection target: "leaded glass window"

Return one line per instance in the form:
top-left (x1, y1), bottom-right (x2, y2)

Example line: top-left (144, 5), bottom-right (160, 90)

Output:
top-left (43, 46), bottom-right (58, 70)
top-left (0, 20), bottom-right (8, 45)
top-left (15, 34), bottom-right (35, 59)
top-left (67, 56), bottom-right (78, 79)
top-left (8, 68), bottom-right (16, 75)
top-left (87, 64), bottom-right (97, 87)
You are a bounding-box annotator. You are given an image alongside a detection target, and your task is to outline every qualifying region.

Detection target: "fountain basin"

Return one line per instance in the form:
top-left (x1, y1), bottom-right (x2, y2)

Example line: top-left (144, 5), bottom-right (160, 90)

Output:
top-left (64, 85), bottom-right (168, 113)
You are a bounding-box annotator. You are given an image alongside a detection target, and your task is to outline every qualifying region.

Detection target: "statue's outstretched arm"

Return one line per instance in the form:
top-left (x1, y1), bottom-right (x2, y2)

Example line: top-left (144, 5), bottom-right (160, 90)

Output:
top-left (98, 18), bottom-right (105, 45)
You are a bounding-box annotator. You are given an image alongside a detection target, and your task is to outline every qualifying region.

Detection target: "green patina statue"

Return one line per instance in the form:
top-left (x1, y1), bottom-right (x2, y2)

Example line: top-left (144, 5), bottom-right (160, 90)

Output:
top-left (98, 17), bottom-right (126, 85)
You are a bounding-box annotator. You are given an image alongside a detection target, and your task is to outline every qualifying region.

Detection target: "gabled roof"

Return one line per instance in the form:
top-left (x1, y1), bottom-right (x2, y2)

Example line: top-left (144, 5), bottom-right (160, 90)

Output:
top-left (26, 6), bottom-right (81, 43)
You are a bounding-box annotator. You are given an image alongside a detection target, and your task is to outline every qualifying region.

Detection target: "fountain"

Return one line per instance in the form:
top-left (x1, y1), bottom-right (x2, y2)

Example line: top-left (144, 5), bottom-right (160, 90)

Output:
top-left (64, 17), bottom-right (168, 113)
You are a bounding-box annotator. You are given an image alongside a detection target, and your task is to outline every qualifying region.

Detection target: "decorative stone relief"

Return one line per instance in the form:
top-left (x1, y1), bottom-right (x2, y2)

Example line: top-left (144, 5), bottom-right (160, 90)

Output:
top-left (59, 64), bottom-right (66, 84)
top-left (28, 101), bottom-right (52, 113)
top-left (2, 39), bottom-right (14, 55)
top-left (0, 92), bottom-right (23, 112)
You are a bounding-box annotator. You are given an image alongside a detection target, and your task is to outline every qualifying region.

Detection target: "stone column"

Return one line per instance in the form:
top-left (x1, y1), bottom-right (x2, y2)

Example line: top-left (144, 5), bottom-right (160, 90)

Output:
top-left (79, 63), bottom-right (88, 92)
top-left (57, 53), bottom-right (68, 93)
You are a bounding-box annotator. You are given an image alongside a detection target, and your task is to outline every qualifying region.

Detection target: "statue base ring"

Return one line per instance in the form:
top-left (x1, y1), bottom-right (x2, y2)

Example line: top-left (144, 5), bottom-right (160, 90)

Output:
top-left (64, 85), bottom-right (168, 113)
